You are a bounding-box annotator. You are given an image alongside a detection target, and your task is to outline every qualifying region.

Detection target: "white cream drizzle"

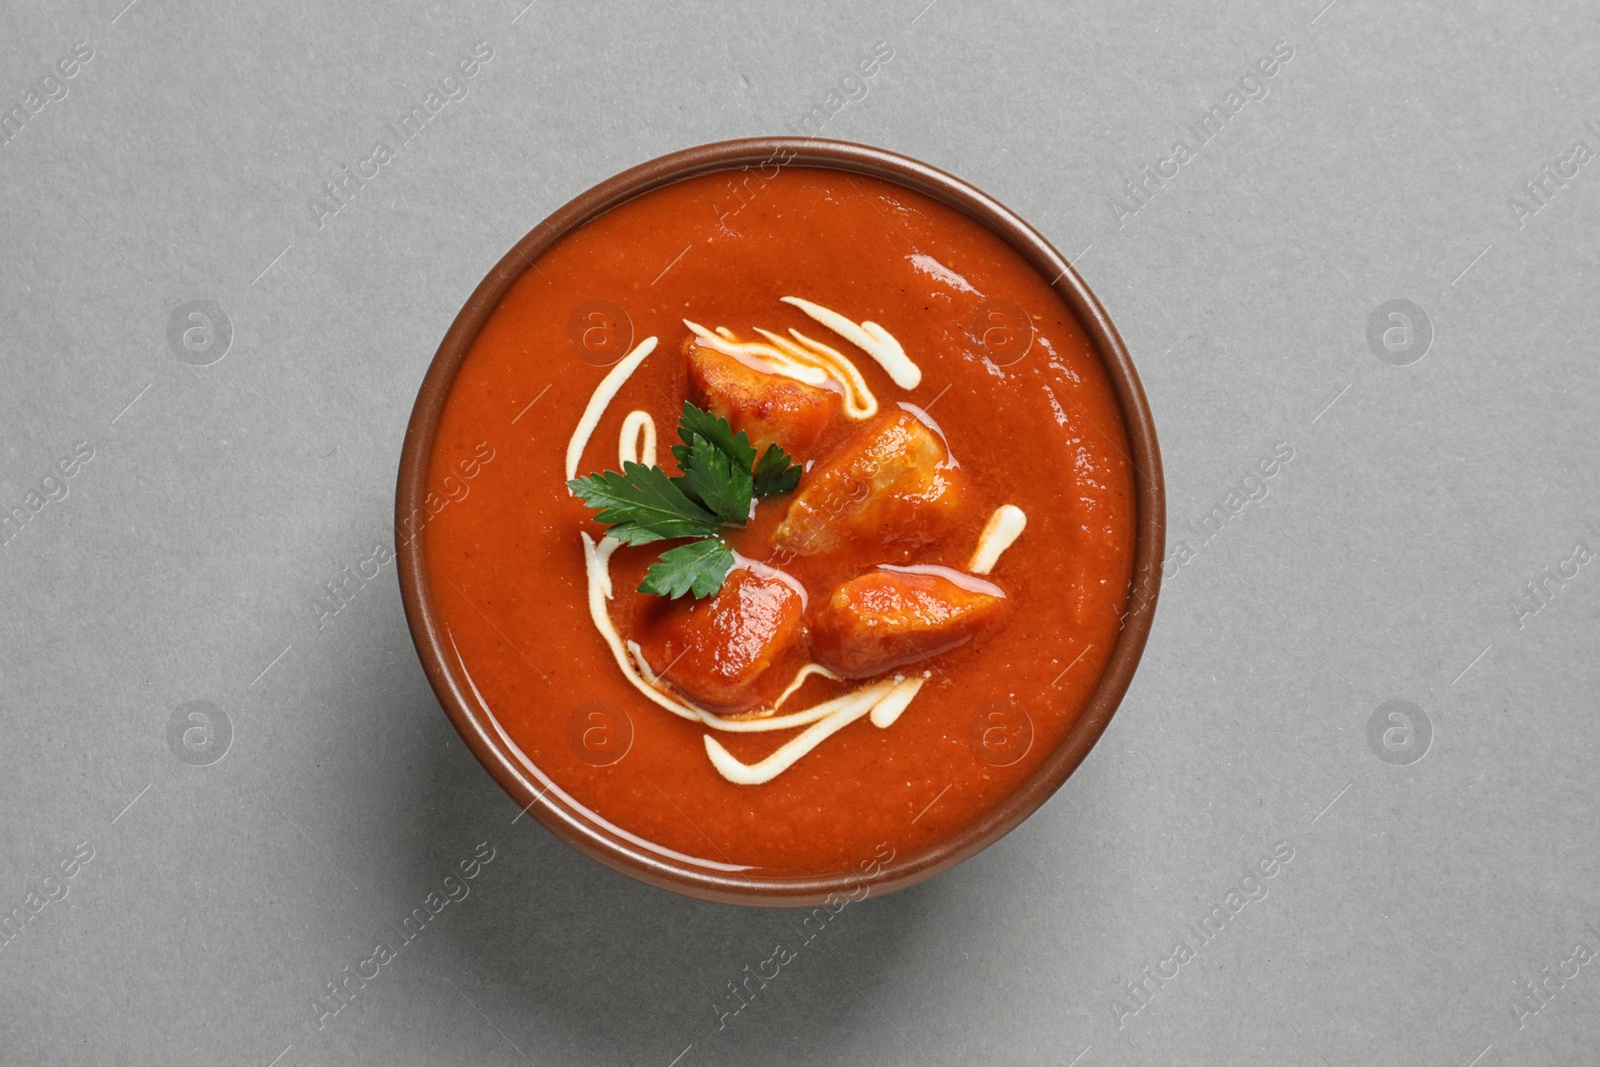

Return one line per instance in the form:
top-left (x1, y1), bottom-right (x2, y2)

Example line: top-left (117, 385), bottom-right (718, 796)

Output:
top-left (968, 504), bottom-right (1028, 575)
top-left (731, 552), bottom-right (809, 610)
top-left (877, 562), bottom-right (1006, 598)
top-left (781, 295), bottom-right (922, 389)
top-left (582, 533), bottom-right (702, 724)
top-left (618, 410), bottom-right (656, 467)
top-left (684, 318), bottom-right (877, 419)
top-left (704, 676), bottom-right (921, 786)
top-left (564, 302), bottom-right (938, 786)
top-left (870, 673), bottom-right (929, 728)
top-left (685, 319), bottom-right (832, 387)
top-left (754, 328), bottom-right (877, 420)
top-left (583, 531), bottom-right (918, 742)
top-left (633, 643), bottom-right (883, 734)
top-left (565, 336), bottom-right (658, 484)
top-left (771, 662), bottom-right (842, 709)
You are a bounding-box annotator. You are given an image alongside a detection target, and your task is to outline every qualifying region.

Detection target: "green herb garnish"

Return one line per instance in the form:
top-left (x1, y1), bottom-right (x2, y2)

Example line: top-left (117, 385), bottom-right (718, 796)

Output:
top-left (568, 402), bottom-right (801, 598)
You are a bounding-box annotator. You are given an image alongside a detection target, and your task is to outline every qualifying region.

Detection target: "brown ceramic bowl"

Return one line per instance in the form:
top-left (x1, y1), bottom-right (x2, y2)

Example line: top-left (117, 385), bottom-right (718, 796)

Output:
top-left (397, 137), bottom-right (1164, 907)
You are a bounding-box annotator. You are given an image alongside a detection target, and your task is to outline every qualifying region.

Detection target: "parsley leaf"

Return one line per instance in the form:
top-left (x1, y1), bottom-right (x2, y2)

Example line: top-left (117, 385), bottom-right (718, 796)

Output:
top-left (566, 461), bottom-right (719, 545)
top-left (568, 401), bottom-right (805, 598)
top-left (639, 538), bottom-right (735, 598)
top-left (678, 434), bottom-right (753, 525)
top-left (752, 441), bottom-right (803, 497)
top-left (672, 402), bottom-right (757, 475)
top-left (674, 402), bottom-right (800, 502)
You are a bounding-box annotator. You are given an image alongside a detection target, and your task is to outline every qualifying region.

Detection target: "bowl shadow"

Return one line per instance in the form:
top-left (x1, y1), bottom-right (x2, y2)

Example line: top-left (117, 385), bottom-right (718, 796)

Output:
top-left (408, 721), bottom-right (946, 1064)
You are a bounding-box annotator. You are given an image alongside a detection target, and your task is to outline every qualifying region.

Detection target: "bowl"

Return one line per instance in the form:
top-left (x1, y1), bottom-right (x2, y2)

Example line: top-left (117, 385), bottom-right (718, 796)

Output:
top-left (396, 137), bottom-right (1164, 907)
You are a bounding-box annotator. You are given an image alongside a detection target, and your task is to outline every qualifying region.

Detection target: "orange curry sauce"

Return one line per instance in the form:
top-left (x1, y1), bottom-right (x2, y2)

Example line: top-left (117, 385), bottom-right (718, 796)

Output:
top-left (424, 167), bottom-right (1134, 875)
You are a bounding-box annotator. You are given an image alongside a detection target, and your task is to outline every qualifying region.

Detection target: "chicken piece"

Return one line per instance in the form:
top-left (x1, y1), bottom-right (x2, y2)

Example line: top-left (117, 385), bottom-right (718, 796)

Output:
top-left (772, 410), bottom-right (963, 558)
top-left (687, 343), bottom-right (837, 458)
top-left (812, 568), bottom-right (1006, 677)
top-left (634, 566), bottom-right (805, 710)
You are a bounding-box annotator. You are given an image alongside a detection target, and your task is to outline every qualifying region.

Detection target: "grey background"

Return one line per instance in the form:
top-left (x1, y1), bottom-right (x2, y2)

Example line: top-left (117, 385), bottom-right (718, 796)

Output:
top-left (1, 0), bottom-right (1596, 1064)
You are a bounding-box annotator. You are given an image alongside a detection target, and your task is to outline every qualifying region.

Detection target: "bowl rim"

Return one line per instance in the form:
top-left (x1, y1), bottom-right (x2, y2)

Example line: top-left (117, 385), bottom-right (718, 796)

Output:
top-left (396, 136), bottom-right (1165, 908)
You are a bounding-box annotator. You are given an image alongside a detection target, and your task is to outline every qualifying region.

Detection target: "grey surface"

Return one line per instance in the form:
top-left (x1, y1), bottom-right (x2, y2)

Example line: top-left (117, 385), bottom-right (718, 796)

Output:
top-left (1, 0), bottom-right (1597, 1064)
